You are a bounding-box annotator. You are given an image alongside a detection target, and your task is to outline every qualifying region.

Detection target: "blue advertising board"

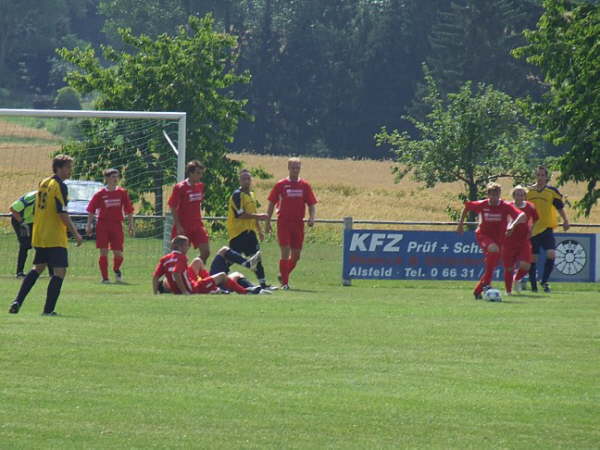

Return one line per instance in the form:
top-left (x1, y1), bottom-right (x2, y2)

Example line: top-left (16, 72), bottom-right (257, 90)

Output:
top-left (342, 230), bottom-right (598, 283)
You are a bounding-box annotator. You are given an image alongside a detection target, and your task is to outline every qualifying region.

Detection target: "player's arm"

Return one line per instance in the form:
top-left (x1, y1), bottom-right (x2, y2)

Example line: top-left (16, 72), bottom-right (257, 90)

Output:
top-left (168, 186), bottom-right (185, 234)
top-left (558, 207), bottom-right (570, 231)
top-left (265, 201), bottom-right (276, 233)
top-left (9, 205), bottom-right (23, 222)
top-left (456, 205), bottom-right (470, 234)
top-left (85, 212), bottom-right (95, 236)
top-left (506, 212), bottom-right (526, 236)
top-left (307, 204), bottom-right (316, 227)
top-left (152, 275), bottom-right (161, 294)
top-left (59, 212), bottom-right (83, 246)
top-left (172, 272), bottom-right (191, 295)
top-left (124, 191), bottom-right (135, 236)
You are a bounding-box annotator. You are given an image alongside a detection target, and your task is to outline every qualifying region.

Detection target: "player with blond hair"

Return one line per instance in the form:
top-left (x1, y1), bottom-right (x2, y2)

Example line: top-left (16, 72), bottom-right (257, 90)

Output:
top-left (502, 185), bottom-right (538, 295)
top-left (266, 157), bottom-right (317, 289)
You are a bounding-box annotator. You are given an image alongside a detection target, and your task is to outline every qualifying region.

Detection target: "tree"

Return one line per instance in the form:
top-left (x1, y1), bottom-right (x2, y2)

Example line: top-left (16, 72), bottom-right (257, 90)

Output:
top-left (375, 68), bottom-right (539, 219)
top-left (513, 0), bottom-right (600, 216)
top-left (58, 15), bottom-right (250, 217)
top-left (427, 0), bottom-right (542, 97)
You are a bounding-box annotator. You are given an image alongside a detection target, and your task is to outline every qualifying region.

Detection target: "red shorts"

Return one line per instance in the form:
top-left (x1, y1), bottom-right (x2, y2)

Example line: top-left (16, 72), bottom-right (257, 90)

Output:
top-left (172, 222), bottom-right (209, 248)
top-left (277, 220), bottom-right (305, 249)
top-left (475, 232), bottom-right (502, 253)
top-left (191, 275), bottom-right (219, 294)
top-left (502, 239), bottom-right (532, 267)
top-left (96, 221), bottom-right (124, 251)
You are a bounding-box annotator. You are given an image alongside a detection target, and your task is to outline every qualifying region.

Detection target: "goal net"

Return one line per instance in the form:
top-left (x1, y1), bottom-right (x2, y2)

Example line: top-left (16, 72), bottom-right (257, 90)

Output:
top-left (0, 108), bottom-right (186, 279)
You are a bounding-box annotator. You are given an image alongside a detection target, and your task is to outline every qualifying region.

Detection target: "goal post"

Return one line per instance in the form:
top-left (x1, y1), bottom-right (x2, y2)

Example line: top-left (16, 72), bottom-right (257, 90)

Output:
top-left (0, 108), bottom-right (186, 278)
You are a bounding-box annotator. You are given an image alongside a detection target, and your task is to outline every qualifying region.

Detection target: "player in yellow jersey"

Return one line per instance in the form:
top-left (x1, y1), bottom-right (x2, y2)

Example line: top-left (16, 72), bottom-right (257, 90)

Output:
top-left (526, 165), bottom-right (570, 293)
top-left (9, 155), bottom-right (83, 315)
top-left (218, 168), bottom-right (274, 290)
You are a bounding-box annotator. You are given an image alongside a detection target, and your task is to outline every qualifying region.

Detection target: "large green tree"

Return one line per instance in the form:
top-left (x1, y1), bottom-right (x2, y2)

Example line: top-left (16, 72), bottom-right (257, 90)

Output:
top-left (58, 14), bottom-right (250, 216)
top-left (513, 0), bottom-right (600, 216)
top-left (376, 69), bottom-right (539, 218)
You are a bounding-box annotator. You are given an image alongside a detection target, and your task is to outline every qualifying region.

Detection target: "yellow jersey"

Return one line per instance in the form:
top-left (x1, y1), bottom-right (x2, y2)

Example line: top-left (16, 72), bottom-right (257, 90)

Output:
top-left (227, 188), bottom-right (258, 239)
top-left (527, 184), bottom-right (564, 237)
top-left (32, 175), bottom-right (69, 248)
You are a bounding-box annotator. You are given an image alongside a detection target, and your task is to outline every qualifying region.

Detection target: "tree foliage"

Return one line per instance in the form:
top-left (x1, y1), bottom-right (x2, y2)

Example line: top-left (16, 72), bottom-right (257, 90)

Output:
top-left (513, 0), bottom-right (600, 216)
top-left (58, 15), bottom-right (250, 216)
top-left (376, 68), bottom-right (540, 218)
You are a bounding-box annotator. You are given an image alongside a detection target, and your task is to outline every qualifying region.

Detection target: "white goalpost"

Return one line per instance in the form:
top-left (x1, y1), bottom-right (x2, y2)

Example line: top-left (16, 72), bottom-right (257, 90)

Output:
top-left (0, 108), bottom-right (186, 278)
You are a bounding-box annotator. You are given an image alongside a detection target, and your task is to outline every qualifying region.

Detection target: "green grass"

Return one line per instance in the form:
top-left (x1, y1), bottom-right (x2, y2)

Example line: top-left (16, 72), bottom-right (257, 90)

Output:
top-left (1, 236), bottom-right (599, 448)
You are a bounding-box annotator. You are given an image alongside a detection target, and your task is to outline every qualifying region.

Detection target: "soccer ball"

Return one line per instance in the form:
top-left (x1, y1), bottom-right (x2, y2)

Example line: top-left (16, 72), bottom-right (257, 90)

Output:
top-left (483, 288), bottom-right (502, 302)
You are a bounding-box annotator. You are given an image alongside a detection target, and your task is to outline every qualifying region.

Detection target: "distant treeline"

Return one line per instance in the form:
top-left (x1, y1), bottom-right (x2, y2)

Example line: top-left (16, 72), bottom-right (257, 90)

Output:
top-left (1, 0), bottom-right (548, 158)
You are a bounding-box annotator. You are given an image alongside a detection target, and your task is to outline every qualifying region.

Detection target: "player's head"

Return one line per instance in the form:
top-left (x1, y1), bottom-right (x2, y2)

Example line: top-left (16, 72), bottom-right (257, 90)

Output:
top-left (288, 157), bottom-right (301, 180)
top-left (103, 168), bottom-right (120, 187)
top-left (239, 169), bottom-right (252, 190)
top-left (171, 235), bottom-right (190, 253)
top-left (186, 160), bottom-right (205, 182)
top-left (52, 154), bottom-right (74, 179)
top-left (486, 182), bottom-right (501, 204)
top-left (511, 185), bottom-right (527, 203)
top-left (536, 165), bottom-right (549, 184)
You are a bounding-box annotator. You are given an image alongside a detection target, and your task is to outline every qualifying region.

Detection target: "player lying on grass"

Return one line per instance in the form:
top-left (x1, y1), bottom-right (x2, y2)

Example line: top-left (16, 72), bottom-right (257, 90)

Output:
top-left (152, 236), bottom-right (269, 295)
top-left (502, 185), bottom-right (538, 295)
top-left (456, 182), bottom-right (527, 300)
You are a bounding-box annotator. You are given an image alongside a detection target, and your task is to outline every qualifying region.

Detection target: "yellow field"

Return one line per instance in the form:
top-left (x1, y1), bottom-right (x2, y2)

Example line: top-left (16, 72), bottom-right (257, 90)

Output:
top-left (1, 118), bottom-right (599, 232)
top-left (231, 153), bottom-right (600, 232)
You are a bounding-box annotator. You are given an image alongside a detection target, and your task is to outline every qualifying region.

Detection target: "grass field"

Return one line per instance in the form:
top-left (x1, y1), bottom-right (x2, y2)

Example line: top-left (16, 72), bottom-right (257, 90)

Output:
top-left (1, 237), bottom-right (599, 448)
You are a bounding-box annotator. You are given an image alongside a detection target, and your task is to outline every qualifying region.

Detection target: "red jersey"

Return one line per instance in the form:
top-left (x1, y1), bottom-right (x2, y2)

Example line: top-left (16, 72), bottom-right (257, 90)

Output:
top-left (168, 180), bottom-right (204, 226)
top-left (152, 250), bottom-right (193, 294)
top-left (87, 187), bottom-right (134, 223)
top-left (464, 199), bottom-right (521, 242)
top-left (267, 178), bottom-right (317, 223)
top-left (506, 201), bottom-right (538, 242)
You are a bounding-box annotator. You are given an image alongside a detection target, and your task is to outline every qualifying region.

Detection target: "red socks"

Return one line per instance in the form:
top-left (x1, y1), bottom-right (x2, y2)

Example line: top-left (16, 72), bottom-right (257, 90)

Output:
top-left (279, 259), bottom-right (290, 285)
top-left (474, 251), bottom-right (500, 294)
top-left (99, 255), bottom-right (109, 280)
top-left (504, 268), bottom-right (513, 293)
top-left (224, 278), bottom-right (247, 295)
top-left (114, 255), bottom-right (123, 272)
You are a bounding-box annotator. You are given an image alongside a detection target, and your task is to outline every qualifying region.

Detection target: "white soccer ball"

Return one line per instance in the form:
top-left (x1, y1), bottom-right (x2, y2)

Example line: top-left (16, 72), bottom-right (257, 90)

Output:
top-left (484, 288), bottom-right (502, 302)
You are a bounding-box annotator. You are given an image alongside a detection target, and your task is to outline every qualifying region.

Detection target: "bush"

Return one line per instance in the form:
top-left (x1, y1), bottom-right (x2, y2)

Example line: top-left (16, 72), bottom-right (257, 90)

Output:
top-left (54, 87), bottom-right (82, 110)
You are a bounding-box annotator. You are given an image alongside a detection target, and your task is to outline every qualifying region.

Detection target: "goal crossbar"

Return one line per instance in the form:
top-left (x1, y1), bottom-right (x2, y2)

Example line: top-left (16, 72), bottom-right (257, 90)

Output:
top-left (0, 108), bottom-right (187, 181)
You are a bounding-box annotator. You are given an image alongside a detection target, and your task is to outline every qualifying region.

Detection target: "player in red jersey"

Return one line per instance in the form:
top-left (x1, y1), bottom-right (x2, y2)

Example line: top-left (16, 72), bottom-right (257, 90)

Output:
top-left (502, 185), bottom-right (539, 295)
top-left (86, 168), bottom-right (134, 283)
top-left (152, 236), bottom-right (265, 295)
top-left (168, 160), bottom-right (210, 262)
top-left (265, 157), bottom-right (317, 289)
top-left (457, 182), bottom-right (526, 299)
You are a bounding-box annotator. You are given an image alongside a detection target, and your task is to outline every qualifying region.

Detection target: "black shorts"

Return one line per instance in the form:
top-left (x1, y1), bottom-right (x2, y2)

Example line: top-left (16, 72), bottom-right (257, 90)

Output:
top-left (11, 218), bottom-right (32, 249)
top-left (530, 228), bottom-right (556, 254)
top-left (229, 230), bottom-right (260, 257)
top-left (33, 247), bottom-right (69, 268)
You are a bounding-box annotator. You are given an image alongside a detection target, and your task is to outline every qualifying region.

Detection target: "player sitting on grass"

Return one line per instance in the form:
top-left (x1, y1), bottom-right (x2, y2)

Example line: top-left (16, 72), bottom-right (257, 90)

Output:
top-left (152, 236), bottom-right (268, 295)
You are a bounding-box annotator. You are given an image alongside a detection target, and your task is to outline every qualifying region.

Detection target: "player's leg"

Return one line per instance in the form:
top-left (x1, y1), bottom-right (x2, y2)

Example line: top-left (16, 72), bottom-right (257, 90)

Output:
top-left (288, 222), bottom-right (304, 275)
top-left (540, 230), bottom-right (556, 292)
top-left (9, 248), bottom-right (48, 313)
top-left (230, 231), bottom-right (268, 287)
top-left (502, 246), bottom-right (516, 294)
top-left (111, 224), bottom-right (125, 282)
top-left (277, 223), bottom-right (293, 288)
top-left (96, 222), bottom-right (110, 282)
top-left (529, 234), bottom-right (541, 292)
top-left (473, 235), bottom-right (500, 297)
top-left (12, 218), bottom-right (31, 277)
top-left (41, 248), bottom-right (69, 315)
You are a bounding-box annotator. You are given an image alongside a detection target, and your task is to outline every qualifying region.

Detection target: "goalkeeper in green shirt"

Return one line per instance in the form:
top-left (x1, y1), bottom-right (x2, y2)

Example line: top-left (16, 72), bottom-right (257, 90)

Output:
top-left (9, 191), bottom-right (36, 278)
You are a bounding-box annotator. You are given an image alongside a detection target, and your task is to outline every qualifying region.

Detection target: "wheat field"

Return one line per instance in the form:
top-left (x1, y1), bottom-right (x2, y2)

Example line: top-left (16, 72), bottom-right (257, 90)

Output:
top-left (1, 119), bottom-right (599, 232)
